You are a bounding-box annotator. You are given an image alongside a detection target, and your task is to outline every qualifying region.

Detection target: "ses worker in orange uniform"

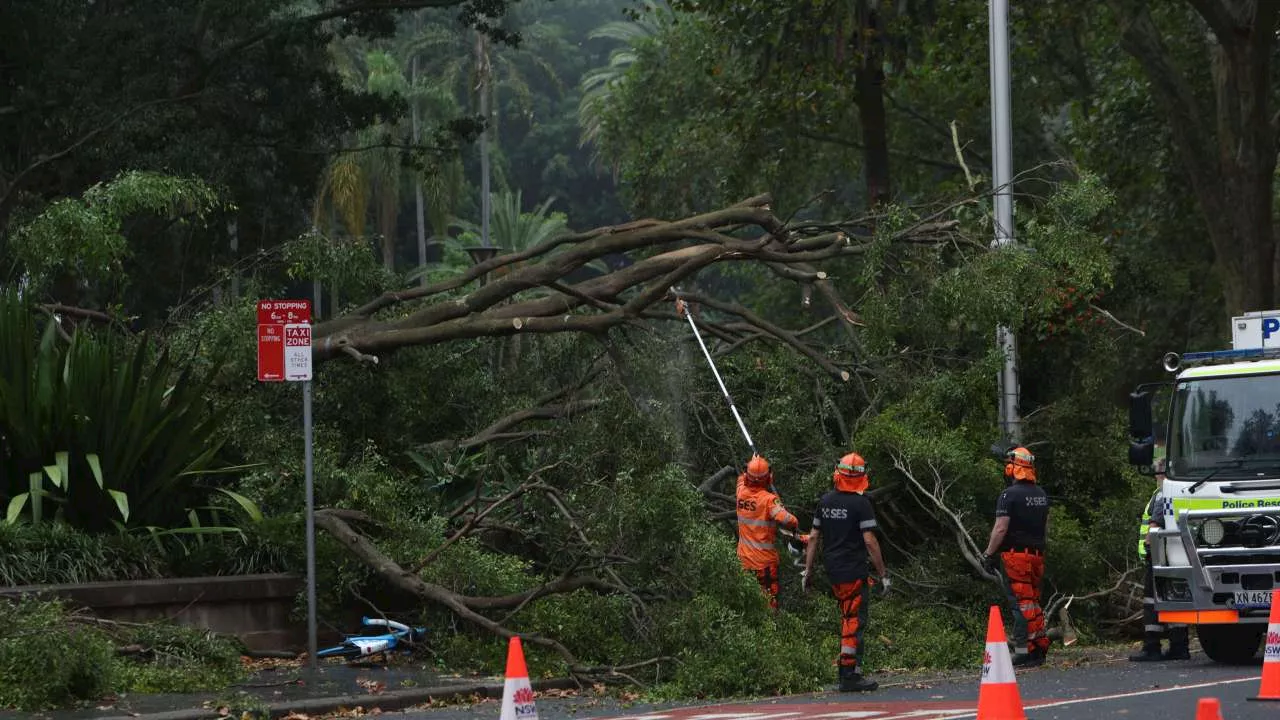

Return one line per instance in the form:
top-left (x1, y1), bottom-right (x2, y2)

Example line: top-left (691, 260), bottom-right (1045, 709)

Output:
top-left (736, 455), bottom-right (803, 611)
top-left (802, 453), bottom-right (887, 693)
top-left (982, 446), bottom-right (1051, 668)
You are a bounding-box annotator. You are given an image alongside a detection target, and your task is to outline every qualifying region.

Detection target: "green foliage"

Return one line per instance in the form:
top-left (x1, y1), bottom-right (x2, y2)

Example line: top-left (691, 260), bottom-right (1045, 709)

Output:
top-left (0, 598), bottom-right (116, 710)
top-left (0, 523), bottom-right (163, 586)
top-left (654, 595), bottom-right (825, 698)
top-left (0, 597), bottom-right (246, 710)
top-left (8, 171), bottom-right (224, 297)
top-left (861, 599), bottom-right (978, 672)
top-left (0, 521), bottom-right (291, 587)
top-left (113, 623), bottom-right (244, 694)
top-left (283, 229), bottom-right (394, 306)
top-left (0, 293), bottom-right (249, 533)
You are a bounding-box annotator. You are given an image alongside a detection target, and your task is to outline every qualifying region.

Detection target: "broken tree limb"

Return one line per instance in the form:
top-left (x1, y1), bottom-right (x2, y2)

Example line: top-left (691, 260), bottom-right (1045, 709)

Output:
top-left (311, 195), bottom-right (962, 364)
top-left (889, 451), bottom-right (991, 578)
top-left (425, 400), bottom-right (604, 454)
top-left (675, 291), bottom-right (852, 382)
top-left (314, 508), bottom-right (585, 670)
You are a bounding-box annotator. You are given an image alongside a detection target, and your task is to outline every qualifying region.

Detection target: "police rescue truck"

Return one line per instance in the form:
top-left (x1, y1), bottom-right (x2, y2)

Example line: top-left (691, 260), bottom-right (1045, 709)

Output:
top-left (1129, 310), bottom-right (1280, 663)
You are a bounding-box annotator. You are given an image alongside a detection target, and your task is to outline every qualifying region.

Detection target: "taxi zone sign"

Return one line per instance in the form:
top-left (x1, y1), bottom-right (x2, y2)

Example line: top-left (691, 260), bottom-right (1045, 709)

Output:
top-left (257, 299), bottom-right (312, 381)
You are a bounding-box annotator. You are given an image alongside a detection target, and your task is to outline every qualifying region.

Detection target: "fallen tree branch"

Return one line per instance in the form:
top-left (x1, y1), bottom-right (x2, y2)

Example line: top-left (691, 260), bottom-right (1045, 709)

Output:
top-left (674, 291), bottom-right (851, 382)
top-left (426, 400), bottom-right (603, 453)
top-left (314, 508), bottom-right (584, 669)
top-left (890, 451), bottom-right (990, 579)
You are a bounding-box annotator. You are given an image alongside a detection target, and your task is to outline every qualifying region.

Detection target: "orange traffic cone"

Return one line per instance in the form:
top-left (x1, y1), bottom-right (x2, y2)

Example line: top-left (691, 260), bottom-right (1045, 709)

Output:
top-left (1196, 698), bottom-right (1223, 720)
top-left (1248, 588), bottom-right (1280, 702)
top-left (977, 605), bottom-right (1027, 720)
top-left (500, 636), bottom-right (539, 720)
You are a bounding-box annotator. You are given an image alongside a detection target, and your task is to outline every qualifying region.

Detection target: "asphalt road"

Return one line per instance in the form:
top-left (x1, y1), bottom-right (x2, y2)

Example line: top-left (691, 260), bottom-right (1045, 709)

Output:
top-left (384, 655), bottom-right (1274, 720)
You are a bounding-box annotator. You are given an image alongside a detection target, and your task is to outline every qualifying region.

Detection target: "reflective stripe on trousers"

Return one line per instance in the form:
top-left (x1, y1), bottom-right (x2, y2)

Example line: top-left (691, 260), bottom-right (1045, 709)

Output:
top-left (999, 550), bottom-right (1049, 655)
top-left (833, 579), bottom-right (870, 671)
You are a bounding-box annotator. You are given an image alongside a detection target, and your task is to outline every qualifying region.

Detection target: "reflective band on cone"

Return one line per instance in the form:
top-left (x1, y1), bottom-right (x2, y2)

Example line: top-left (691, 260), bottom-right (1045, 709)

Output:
top-left (977, 605), bottom-right (1027, 720)
top-left (1249, 588), bottom-right (1280, 702)
top-left (500, 636), bottom-right (539, 720)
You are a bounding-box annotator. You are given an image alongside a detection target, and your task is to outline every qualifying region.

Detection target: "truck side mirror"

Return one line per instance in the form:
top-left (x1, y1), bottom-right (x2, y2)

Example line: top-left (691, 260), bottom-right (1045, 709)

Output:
top-left (1129, 391), bottom-right (1153, 440)
top-left (1129, 441), bottom-right (1155, 470)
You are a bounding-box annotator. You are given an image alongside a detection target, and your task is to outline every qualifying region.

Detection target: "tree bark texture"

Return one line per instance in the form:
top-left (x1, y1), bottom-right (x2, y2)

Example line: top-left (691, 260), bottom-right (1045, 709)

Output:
top-left (1109, 0), bottom-right (1278, 313)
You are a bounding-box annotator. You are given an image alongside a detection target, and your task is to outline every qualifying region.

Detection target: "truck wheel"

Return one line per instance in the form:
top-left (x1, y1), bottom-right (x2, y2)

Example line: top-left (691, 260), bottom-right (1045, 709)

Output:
top-left (1197, 625), bottom-right (1263, 664)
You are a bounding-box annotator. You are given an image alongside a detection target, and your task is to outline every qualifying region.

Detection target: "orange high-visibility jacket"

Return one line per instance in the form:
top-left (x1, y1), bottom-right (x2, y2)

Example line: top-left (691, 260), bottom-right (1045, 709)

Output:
top-left (736, 475), bottom-right (799, 570)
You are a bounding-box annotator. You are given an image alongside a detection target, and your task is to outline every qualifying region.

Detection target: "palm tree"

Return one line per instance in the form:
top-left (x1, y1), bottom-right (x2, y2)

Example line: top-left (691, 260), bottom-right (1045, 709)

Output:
top-left (577, 1), bottom-right (668, 169)
top-left (407, 21), bottom-right (567, 248)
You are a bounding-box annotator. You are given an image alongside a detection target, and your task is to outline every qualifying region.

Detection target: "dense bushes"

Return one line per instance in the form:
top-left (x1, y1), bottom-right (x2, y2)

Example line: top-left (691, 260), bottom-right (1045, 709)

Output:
top-left (0, 522), bottom-right (293, 586)
top-left (0, 598), bottom-right (244, 710)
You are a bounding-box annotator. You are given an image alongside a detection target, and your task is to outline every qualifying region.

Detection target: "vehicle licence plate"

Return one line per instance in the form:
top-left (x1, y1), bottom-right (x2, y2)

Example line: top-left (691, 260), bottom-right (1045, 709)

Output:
top-left (1232, 590), bottom-right (1273, 608)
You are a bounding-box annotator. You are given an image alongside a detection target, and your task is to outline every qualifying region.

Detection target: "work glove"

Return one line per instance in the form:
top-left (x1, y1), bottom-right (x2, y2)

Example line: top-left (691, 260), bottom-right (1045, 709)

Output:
top-left (675, 298), bottom-right (687, 318)
top-left (800, 569), bottom-right (811, 594)
top-left (879, 574), bottom-right (892, 595)
top-left (981, 554), bottom-right (999, 576)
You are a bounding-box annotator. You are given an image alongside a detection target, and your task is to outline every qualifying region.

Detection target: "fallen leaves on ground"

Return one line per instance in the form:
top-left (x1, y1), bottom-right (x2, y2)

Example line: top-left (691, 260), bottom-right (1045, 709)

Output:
top-left (281, 706), bottom-right (385, 719)
top-left (356, 678), bottom-right (387, 694)
top-left (540, 688), bottom-right (579, 699)
top-left (241, 655), bottom-right (304, 673)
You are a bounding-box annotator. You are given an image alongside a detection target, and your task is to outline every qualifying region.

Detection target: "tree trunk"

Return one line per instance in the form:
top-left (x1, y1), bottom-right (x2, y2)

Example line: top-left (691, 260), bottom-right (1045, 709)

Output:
top-left (380, 190), bottom-right (397, 271)
top-left (855, 8), bottom-right (891, 209)
top-left (1111, 0), bottom-right (1278, 313)
top-left (1208, 30), bottom-right (1276, 314)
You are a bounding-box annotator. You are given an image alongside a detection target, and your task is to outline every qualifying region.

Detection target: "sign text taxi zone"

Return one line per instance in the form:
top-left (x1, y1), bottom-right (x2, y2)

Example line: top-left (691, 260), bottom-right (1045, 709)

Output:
top-left (257, 299), bottom-right (312, 382)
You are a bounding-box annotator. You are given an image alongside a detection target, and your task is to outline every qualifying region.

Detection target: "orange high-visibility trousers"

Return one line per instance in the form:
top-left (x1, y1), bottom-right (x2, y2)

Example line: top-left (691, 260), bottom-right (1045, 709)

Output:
top-left (1000, 549), bottom-right (1048, 654)
top-left (754, 563), bottom-right (780, 611)
top-left (833, 579), bottom-right (870, 670)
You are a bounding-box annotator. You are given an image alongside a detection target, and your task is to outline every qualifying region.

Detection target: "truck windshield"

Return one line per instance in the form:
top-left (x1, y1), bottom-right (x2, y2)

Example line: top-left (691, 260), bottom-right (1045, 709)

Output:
top-left (1169, 372), bottom-right (1280, 478)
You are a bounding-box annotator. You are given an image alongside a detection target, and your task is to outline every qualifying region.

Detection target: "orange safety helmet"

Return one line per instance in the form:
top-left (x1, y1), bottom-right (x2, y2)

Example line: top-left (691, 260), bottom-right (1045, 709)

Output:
top-left (1004, 446), bottom-right (1037, 483)
top-left (745, 454), bottom-right (772, 486)
top-left (834, 452), bottom-right (869, 493)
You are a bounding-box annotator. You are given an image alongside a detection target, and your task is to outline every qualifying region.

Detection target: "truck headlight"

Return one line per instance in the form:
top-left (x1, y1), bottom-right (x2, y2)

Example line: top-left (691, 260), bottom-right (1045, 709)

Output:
top-left (1156, 577), bottom-right (1192, 602)
top-left (1200, 518), bottom-right (1226, 546)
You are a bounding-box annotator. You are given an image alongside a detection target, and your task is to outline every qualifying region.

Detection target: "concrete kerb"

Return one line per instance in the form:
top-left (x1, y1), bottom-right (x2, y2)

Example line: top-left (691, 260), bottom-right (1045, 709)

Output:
top-left (94, 678), bottom-right (581, 720)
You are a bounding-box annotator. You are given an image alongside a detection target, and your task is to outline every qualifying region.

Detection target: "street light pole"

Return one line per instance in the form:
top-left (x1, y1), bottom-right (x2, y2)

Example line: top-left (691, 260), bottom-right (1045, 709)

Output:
top-left (989, 0), bottom-right (1021, 444)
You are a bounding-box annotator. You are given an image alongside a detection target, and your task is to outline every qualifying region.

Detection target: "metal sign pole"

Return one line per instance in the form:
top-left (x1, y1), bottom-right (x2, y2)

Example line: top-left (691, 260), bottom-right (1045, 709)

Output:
top-left (989, 0), bottom-right (1021, 445)
top-left (303, 379), bottom-right (318, 671)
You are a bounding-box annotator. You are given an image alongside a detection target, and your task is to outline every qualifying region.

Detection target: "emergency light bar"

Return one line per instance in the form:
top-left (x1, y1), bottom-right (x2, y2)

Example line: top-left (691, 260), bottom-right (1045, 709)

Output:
top-left (1176, 347), bottom-right (1280, 367)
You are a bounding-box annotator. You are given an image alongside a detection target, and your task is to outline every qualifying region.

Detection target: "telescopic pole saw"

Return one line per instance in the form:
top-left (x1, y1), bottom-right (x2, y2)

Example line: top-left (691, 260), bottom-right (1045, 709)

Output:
top-left (673, 290), bottom-right (756, 456)
top-left (673, 290), bottom-right (806, 564)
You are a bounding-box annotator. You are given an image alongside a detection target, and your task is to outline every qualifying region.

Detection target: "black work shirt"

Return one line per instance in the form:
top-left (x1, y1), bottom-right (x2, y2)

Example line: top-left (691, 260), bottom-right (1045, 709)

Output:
top-left (995, 481), bottom-right (1049, 551)
top-left (812, 490), bottom-right (877, 582)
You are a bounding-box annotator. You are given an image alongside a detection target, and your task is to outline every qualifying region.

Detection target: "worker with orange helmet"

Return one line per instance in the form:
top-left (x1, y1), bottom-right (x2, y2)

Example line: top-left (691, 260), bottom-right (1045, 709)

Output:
top-left (982, 446), bottom-right (1051, 668)
top-left (736, 454), bottom-right (802, 611)
top-left (802, 452), bottom-right (887, 693)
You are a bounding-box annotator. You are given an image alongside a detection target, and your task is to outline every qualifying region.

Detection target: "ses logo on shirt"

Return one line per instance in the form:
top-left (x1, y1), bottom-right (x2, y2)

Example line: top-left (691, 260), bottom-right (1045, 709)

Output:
top-left (1025, 496), bottom-right (1048, 507)
top-left (821, 507), bottom-right (849, 519)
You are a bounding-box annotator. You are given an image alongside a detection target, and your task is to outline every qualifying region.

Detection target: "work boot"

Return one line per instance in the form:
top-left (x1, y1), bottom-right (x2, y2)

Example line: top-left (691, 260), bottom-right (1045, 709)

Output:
top-left (1164, 628), bottom-right (1191, 660)
top-left (1129, 636), bottom-right (1164, 662)
top-left (1162, 640), bottom-right (1187, 661)
top-left (838, 665), bottom-right (878, 692)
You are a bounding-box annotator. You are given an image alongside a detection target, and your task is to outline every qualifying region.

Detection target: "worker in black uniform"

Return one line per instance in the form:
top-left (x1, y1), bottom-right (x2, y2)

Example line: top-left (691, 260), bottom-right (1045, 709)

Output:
top-left (802, 452), bottom-right (889, 693)
top-left (982, 446), bottom-right (1051, 668)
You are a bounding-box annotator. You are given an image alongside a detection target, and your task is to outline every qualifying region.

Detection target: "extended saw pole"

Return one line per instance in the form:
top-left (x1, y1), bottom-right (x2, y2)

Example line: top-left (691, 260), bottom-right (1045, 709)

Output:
top-left (674, 291), bottom-right (807, 564)
top-left (676, 293), bottom-right (756, 456)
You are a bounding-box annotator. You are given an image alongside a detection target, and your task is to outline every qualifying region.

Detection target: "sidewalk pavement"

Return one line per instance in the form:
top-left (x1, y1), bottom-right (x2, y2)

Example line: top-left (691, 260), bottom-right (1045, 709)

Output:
top-left (0, 662), bottom-right (579, 720)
